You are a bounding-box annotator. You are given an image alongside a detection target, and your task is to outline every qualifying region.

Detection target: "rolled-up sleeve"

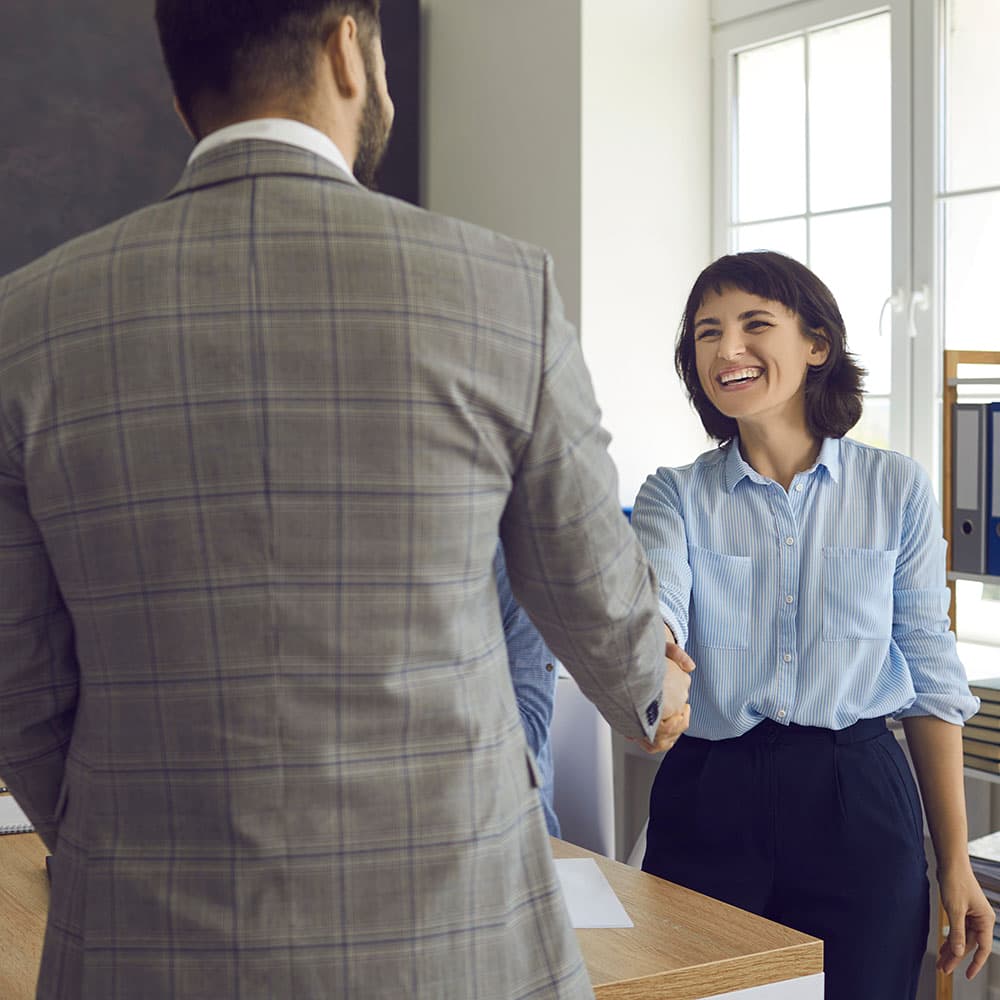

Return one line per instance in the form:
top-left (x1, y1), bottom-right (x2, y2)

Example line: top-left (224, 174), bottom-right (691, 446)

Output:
top-left (892, 464), bottom-right (979, 723)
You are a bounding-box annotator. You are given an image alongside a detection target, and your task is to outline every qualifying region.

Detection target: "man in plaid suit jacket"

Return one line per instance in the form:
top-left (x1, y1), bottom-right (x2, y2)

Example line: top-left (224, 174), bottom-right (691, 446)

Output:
top-left (0, 2), bottom-right (693, 997)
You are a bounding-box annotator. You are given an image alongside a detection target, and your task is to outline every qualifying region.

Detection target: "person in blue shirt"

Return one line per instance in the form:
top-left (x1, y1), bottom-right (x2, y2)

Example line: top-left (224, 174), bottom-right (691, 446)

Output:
top-left (495, 543), bottom-right (561, 836)
top-left (632, 251), bottom-right (993, 999)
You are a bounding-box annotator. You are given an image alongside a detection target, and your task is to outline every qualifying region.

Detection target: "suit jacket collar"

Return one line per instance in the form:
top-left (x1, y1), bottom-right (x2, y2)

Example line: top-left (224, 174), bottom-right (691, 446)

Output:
top-left (165, 138), bottom-right (359, 201)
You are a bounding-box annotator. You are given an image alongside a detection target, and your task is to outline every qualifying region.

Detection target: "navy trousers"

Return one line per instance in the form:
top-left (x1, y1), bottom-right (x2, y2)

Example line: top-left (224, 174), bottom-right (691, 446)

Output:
top-left (642, 717), bottom-right (929, 1000)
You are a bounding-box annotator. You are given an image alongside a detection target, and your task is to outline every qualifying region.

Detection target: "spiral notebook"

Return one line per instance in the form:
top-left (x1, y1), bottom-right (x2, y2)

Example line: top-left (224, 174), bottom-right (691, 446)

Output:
top-left (0, 795), bottom-right (34, 835)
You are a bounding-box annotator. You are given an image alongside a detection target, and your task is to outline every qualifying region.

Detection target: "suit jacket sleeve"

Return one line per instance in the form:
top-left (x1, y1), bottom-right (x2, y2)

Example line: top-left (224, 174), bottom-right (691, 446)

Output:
top-left (500, 253), bottom-right (665, 744)
top-left (0, 437), bottom-right (77, 851)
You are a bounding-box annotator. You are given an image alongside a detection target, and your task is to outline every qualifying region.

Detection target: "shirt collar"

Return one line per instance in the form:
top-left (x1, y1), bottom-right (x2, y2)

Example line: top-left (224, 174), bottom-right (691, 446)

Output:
top-left (722, 436), bottom-right (842, 494)
top-left (187, 118), bottom-right (358, 184)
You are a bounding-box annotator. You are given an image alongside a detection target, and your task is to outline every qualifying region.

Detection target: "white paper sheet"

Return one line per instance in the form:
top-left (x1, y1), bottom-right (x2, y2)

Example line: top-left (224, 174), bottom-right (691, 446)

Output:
top-left (0, 795), bottom-right (33, 834)
top-left (554, 857), bottom-right (633, 928)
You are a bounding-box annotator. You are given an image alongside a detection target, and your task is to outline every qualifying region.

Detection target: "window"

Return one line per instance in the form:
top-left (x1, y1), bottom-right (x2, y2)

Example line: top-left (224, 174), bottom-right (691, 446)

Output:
top-left (713, 0), bottom-right (1000, 661)
top-left (716, 3), bottom-right (897, 451)
top-left (938, 0), bottom-right (1000, 355)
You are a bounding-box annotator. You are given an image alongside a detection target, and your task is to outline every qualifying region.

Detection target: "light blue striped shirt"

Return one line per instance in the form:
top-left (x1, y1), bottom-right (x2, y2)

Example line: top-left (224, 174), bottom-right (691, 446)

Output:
top-left (494, 544), bottom-right (560, 837)
top-left (632, 436), bottom-right (979, 737)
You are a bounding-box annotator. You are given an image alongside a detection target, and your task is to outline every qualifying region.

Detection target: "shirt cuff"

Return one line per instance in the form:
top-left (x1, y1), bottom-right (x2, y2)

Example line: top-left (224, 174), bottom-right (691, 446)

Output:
top-left (894, 692), bottom-right (981, 724)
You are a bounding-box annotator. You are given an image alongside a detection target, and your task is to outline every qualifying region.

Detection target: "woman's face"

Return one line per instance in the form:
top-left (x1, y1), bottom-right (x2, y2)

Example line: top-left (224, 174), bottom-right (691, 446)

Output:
top-left (692, 287), bottom-right (829, 432)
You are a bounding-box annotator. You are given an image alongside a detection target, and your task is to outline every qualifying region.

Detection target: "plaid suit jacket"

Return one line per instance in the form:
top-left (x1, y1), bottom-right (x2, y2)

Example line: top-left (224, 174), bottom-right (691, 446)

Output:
top-left (0, 141), bottom-right (665, 999)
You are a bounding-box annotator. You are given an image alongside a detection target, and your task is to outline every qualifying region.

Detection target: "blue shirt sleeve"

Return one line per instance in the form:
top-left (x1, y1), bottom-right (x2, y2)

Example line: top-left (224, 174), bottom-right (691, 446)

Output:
top-left (892, 463), bottom-right (980, 723)
top-left (494, 544), bottom-right (560, 836)
top-left (631, 469), bottom-right (692, 648)
top-left (495, 545), bottom-right (557, 757)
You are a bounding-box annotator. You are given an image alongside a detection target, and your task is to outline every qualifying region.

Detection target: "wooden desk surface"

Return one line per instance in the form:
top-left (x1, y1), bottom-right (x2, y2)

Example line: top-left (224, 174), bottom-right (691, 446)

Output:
top-left (0, 828), bottom-right (48, 1000)
top-left (0, 824), bottom-right (821, 1000)
top-left (551, 838), bottom-right (822, 1000)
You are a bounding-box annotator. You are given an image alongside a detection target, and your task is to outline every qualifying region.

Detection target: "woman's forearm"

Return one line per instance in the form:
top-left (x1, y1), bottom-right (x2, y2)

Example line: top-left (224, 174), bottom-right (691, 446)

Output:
top-left (901, 715), bottom-right (970, 871)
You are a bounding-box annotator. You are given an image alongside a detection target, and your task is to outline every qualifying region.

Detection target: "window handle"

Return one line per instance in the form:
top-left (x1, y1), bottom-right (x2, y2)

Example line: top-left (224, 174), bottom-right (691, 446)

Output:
top-left (908, 284), bottom-right (930, 340)
top-left (878, 289), bottom-right (905, 337)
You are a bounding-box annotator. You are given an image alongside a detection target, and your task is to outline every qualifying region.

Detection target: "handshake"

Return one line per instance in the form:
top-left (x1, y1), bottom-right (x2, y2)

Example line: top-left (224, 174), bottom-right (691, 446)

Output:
top-left (636, 626), bottom-right (695, 755)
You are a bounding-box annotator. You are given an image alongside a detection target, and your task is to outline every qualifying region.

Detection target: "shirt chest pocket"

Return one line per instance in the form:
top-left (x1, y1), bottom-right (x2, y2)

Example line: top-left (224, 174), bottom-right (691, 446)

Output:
top-left (689, 546), bottom-right (752, 650)
top-left (822, 547), bottom-right (898, 641)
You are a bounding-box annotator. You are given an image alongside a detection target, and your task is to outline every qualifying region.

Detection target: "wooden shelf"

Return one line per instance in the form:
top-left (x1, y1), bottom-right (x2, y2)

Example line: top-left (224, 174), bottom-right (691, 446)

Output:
top-left (947, 572), bottom-right (1000, 585)
top-left (964, 766), bottom-right (1000, 786)
top-left (940, 350), bottom-right (1000, 1000)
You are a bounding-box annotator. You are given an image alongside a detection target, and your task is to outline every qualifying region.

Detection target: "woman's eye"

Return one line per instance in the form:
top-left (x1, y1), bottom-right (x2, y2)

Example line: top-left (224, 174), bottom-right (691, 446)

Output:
top-left (745, 321), bottom-right (771, 332)
top-left (695, 328), bottom-right (721, 341)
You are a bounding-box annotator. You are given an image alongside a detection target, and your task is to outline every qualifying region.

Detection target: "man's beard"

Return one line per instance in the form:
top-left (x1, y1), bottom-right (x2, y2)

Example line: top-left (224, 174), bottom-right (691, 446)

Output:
top-left (354, 60), bottom-right (392, 190)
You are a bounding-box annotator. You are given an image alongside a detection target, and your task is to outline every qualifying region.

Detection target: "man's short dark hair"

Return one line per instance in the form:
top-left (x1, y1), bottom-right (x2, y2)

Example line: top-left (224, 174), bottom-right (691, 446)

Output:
top-left (155, 0), bottom-right (382, 127)
top-left (675, 251), bottom-right (866, 444)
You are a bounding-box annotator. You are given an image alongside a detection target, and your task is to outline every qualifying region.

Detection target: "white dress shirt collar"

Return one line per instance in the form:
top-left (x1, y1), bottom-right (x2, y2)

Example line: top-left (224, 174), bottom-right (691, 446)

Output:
top-left (187, 118), bottom-right (358, 184)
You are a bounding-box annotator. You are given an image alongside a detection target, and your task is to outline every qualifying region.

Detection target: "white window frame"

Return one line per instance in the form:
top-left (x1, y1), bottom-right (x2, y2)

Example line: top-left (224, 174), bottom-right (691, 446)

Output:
top-left (910, 0), bottom-right (944, 489)
top-left (711, 0), bottom-right (926, 471)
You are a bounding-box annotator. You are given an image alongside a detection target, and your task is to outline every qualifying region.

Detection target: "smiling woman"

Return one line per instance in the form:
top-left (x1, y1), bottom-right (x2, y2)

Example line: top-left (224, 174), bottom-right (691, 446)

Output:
top-left (629, 250), bottom-right (993, 1000)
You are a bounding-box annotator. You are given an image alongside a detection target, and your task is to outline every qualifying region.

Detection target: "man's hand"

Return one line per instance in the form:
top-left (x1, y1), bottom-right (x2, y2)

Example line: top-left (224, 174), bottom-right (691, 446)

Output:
top-left (635, 631), bottom-right (695, 754)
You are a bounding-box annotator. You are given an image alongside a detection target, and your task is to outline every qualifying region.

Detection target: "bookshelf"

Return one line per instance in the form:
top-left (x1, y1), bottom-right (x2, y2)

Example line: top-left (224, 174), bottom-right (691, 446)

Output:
top-left (941, 350), bottom-right (1000, 620)
top-left (938, 350), bottom-right (1000, 1000)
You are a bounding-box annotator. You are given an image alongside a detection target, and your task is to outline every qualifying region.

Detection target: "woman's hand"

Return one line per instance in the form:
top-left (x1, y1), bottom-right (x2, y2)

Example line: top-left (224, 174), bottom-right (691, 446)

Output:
top-left (635, 632), bottom-right (696, 753)
top-left (937, 862), bottom-right (995, 979)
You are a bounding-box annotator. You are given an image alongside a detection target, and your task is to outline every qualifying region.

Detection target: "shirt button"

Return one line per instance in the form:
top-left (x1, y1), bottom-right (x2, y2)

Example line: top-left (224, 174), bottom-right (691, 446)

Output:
top-left (545, 663), bottom-right (555, 672)
top-left (795, 484), bottom-right (803, 492)
top-left (777, 709), bottom-right (787, 719)
top-left (785, 594), bottom-right (794, 605)
top-left (783, 653), bottom-right (792, 662)
top-left (785, 536), bottom-right (795, 546)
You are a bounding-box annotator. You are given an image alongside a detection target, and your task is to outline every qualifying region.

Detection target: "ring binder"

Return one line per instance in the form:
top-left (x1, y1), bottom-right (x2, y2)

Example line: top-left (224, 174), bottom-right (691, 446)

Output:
top-left (952, 403), bottom-right (990, 575)
top-left (989, 403), bottom-right (1000, 577)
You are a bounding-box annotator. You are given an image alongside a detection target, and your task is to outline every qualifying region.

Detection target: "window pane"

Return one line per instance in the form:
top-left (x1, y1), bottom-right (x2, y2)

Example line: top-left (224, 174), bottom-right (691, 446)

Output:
top-left (734, 218), bottom-right (808, 263)
top-left (850, 395), bottom-right (890, 450)
top-left (944, 0), bottom-right (1000, 192)
top-left (955, 581), bottom-right (1000, 647)
top-left (808, 14), bottom-right (891, 213)
top-left (736, 37), bottom-right (806, 223)
top-left (943, 191), bottom-right (1000, 350)
top-left (809, 207), bottom-right (892, 396)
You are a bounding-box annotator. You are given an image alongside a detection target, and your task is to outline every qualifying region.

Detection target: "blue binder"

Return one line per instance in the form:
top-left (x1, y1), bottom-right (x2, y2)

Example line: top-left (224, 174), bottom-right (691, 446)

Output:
top-left (989, 402), bottom-right (1000, 577)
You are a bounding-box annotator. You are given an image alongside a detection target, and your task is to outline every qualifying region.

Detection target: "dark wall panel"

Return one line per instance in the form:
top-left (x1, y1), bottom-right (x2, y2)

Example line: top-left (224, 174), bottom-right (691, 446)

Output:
top-left (376, 0), bottom-right (422, 206)
top-left (0, 1), bottom-right (191, 275)
top-left (1, 1), bottom-right (421, 277)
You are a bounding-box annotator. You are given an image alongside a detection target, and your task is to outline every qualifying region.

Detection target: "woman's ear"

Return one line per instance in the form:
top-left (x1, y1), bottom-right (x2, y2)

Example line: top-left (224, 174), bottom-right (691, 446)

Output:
top-left (807, 329), bottom-right (831, 367)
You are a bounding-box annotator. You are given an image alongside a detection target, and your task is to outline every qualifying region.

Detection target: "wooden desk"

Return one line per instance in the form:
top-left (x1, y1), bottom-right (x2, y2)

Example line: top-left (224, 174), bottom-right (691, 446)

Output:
top-left (552, 839), bottom-right (822, 999)
top-left (0, 829), bottom-right (822, 1000)
top-left (0, 830), bottom-right (48, 1000)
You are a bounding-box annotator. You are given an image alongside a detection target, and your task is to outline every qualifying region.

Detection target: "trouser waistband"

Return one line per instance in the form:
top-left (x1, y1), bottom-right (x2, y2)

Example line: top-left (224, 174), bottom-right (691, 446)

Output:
top-left (732, 715), bottom-right (888, 746)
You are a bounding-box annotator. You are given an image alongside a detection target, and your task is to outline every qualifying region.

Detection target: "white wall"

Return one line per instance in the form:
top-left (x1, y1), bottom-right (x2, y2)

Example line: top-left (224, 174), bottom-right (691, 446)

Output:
top-left (421, 0), bottom-right (714, 505)
top-left (580, 0), bottom-right (712, 505)
top-left (420, 0), bottom-right (583, 326)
